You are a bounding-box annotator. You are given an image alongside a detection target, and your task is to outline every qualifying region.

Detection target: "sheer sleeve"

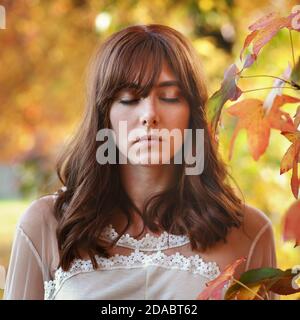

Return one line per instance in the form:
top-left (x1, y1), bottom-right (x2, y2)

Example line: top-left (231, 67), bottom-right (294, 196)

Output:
top-left (244, 218), bottom-right (280, 300)
top-left (3, 195), bottom-right (59, 300)
top-left (3, 225), bottom-right (44, 299)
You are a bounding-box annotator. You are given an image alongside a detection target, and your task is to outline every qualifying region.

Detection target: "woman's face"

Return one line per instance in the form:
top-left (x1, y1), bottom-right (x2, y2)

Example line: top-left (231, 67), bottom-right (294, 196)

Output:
top-left (109, 61), bottom-right (190, 165)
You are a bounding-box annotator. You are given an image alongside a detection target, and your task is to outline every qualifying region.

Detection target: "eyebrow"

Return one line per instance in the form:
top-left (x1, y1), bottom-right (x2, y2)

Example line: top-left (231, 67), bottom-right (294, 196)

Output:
top-left (125, 80), bottom-right (180, 90)
top-left (156, 80), bottom-right (180, 88)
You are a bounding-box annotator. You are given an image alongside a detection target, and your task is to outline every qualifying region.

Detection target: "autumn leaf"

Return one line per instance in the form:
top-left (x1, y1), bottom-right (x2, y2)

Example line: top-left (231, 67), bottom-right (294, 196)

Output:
top-left (263, 64), bottom-right (292, 114)
top-left (207, 7), bottom-right (300, 141)
top-left (269, 268), bottom-right (300, 295)
top-left (227, 95), bottom-right (299, 161)
top-left (282, 199), bottom-right (300, 246)
top-left (293, 105), bottom-right (300, 130)
top-left (267, 95), bottom-right (299, 131)
top-left (231, 283), bottom-right (262, 300)
top-left (241, 53), bottom-right (257, 70)
top-left (239, 30), bottom-right (259, 61)
top-left (280, 130), bottom-right (300, 198)
top-left (207, 64), bottom-right (242, 139)
top-left (196, 257), bottom-right (246, 300)
top-left (240, 8), bottom-right (300, 65)
top-left (291, 56), bottom-right (300, 89)
top-left (225, 268), bottom-right (280, 300)
top-left (225, 267), bottom-right (300, 300)
top-left (227, 98), bottom-right (270, 161)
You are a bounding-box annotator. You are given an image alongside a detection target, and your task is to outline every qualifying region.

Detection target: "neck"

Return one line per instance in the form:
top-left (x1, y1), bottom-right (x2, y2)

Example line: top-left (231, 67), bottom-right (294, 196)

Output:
top-left (119, 163), bottom-right (178, 212)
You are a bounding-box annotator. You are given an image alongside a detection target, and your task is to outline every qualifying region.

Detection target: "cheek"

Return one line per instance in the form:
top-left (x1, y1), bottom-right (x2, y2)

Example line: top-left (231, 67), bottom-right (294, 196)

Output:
top-left (109, 105), bottom-right (122, 131)
top-left (180, 106), bottom-right (190, 129)
top-left (160, 105), bottom-right (190, 158)
top-left (164, 104), bottom-right (190, 131)
top-left (109, 105), bottom-right (134, 148)
top-left (109, 106), bottom-right (122, 148)
top-left (109, 107), bottom-right (127, 137)
top-left (109, 106), bottom-right (131, 132)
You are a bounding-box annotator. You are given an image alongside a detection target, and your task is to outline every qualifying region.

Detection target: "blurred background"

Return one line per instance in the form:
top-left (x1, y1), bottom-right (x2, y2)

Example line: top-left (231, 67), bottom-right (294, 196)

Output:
top-left (0, 0), bottom-right (299, 299)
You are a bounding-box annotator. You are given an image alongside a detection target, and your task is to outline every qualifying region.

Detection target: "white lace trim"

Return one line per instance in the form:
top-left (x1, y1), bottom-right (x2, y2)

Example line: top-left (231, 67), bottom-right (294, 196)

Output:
top-left (44, 251), bottom-right (221, 300)
top-left (100, 224), bottom-right (190, 251)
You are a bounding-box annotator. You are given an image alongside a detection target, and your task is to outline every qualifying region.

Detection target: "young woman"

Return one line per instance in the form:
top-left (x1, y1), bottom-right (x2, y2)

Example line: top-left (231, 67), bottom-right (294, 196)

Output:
top-left (4, 24), bottom-right (278, 300)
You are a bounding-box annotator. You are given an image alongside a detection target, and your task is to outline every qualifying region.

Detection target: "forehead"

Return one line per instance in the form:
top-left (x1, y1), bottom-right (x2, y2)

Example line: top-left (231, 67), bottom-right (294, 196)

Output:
top-left (157, 62), bottom-right (177, 83)
top-left (124, 62), bottom-right (180, 91)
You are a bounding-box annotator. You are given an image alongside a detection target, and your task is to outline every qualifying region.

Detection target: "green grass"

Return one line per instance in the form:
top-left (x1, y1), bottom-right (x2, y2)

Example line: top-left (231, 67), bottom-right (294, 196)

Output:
top-left (0, 198), bottom-right (32, 300)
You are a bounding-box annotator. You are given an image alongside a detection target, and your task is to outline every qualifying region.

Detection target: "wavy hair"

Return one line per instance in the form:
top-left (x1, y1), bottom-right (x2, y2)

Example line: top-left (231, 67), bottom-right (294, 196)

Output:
top-left (53, 24), bottom-right (245, 271)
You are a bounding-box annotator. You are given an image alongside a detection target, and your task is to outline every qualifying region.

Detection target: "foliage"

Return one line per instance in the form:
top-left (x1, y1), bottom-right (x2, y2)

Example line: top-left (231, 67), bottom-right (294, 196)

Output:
top-left (201, 4), bottom-right (300, 299)
top-left (197, 258), bottom-right (300, 300)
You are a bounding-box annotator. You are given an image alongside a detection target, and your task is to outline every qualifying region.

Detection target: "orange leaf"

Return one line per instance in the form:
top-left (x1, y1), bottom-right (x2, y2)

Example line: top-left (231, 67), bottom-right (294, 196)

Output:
top-left (227, 96), bottom-right (299, 161)
top-left (196, 257), bottom-right (246, 300)
top-left (226, 99), bottom-right (271, 161)
top-left (251, 16), bottom-right (290, 57)
top-left (280, 131), bottom-right (300, 198)
top-left (240, 8), bottom-right (300, 62)
top-left (293, 105), bottom-right (300, 130)
top-left (283, 199), bottom-right (300, 247)
top-left (267, 94), bottom-right (299, 132)
top-left (240, 30), bottom-right (259, 61)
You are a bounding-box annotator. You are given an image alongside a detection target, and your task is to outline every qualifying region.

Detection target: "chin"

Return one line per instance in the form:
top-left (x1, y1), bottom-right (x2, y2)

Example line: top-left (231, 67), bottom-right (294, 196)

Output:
top-left (128, 152), bottom-right (172, 165)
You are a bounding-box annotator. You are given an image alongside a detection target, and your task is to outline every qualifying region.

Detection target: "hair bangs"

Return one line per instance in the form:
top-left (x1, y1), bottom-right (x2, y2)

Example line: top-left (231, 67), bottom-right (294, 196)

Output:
top-left (108, 37), bottom-right (166, 100)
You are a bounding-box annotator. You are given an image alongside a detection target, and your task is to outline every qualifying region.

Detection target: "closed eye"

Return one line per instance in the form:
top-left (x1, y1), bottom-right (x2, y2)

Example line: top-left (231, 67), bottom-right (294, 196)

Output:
top-left (120, 98), bottom-right (180, 105)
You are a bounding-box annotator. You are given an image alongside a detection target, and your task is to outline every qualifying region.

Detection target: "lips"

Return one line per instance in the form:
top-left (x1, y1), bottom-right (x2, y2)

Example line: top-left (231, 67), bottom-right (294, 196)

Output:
top-left (138, 135), bottom-right (161, 142)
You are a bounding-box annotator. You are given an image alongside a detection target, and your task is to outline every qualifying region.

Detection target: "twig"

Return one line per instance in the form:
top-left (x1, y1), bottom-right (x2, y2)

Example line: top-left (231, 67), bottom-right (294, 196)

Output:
top-left (231, 277), bottom-right (265, 300)
top-left (242, 86), bottom-right (296, 93)
top-left (240, 74), bottom-right (293, 86)
top-left (262, 284), bottom-right (270, 300)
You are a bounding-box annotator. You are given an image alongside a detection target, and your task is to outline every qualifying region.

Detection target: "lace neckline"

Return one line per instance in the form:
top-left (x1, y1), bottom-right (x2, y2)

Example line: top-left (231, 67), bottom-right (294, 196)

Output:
top-left (44, 251), bottom-right (221, 300)
top-left (100, 224), bottom-right (190, 251)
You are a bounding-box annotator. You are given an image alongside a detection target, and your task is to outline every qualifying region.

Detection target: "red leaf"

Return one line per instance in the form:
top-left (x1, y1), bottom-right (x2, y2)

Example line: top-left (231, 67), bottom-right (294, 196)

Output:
top-left (242, 53), bottom-right (257, 69)
top-left (227, 95), bottom-right (299, 161)
top-left (280, 131), bottom-right (300, 198)
top-left (240, 8), bottom-right (300, 63)
top-left (240, 31), bottom-right (259, 61)
top-left (267, 94), bottom-right (299, 132)
top-left (293, 105), bottom-right (300, 129)
top-left (196, 257), bottom-right (246, 300)
top-left (227, 99), bottom-right (271, 161)
top-left (283, 199), bottom-right (300, 247)
top-left (207, 64), bottom-right (242, 137)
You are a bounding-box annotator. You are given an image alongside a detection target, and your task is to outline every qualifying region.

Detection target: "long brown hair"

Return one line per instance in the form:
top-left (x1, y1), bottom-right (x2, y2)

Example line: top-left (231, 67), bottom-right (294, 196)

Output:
top-left (53, 24), bottom-right (245, 271)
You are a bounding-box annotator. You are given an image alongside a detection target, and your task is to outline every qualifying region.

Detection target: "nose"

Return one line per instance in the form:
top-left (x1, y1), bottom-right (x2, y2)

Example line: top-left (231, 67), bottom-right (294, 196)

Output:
top-left (139, 96), bottom-right (160, 128)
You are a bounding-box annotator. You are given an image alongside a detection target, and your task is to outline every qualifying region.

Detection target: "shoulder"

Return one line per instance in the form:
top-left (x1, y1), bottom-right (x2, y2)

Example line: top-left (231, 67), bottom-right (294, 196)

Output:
top-left (225, 204), bottom-right (276, 278)
top-left (239, 204), bottom-right (277, 273)
top-left (18, 194), bottom-right (58, 237)
top-left (13, 194), bottom-right (61, 277)
top-left (240, 203), bottom-right (273, 242)
top-left (227, 203), bottom-right (272, 245)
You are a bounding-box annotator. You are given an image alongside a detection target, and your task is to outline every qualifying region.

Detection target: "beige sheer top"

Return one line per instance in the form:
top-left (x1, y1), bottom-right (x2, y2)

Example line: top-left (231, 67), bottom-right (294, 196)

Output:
top-left (3, 194), bottom-right (278, 300)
